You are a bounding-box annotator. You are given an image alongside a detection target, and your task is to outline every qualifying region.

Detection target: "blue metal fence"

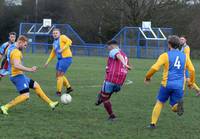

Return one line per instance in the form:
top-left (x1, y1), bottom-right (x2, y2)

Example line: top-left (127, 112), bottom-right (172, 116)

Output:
top-left (19, 23), bottom-right (173, 58)
top-left (19, 23), bottom-right (86, 53)
top-left (112, 26), bottom-right (173, 58)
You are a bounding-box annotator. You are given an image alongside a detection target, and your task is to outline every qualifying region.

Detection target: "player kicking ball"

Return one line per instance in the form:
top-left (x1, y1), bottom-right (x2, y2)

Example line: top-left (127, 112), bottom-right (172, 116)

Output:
top-left (0, 35), bottom-right (59, 115)
top-left (95, 40), bottom-right (131, 121)
top-left (44, 28), bottom-right (73, 96)
top-left (144, 35), bottom-right (195, 129)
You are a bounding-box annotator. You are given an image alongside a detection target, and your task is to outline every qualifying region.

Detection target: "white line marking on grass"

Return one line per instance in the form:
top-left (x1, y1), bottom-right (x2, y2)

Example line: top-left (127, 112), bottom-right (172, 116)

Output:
top-left (78, 85), bottom-right (101, 88)
top-left (125, 79), bottom-right (133, 85)
top-left (79, 79), bottom-right (133, 88)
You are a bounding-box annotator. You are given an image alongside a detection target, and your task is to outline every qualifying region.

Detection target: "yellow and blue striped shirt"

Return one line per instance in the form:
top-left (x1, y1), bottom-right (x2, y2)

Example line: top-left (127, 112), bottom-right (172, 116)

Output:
top-left (146, 49), bottom-right (195, 90)
top-left (46, 35), bottom-right (72, 63)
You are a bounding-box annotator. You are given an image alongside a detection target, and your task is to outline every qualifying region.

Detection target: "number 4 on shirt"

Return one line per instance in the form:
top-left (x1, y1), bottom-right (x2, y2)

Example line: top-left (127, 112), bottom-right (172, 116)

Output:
top-left (174, 56), bottom-right (181, 69)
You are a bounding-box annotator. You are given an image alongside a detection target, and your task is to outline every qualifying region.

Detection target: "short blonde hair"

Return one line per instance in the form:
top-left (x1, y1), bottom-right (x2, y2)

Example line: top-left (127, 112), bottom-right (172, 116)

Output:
top-left (17, 35), bottom-right (28, 42)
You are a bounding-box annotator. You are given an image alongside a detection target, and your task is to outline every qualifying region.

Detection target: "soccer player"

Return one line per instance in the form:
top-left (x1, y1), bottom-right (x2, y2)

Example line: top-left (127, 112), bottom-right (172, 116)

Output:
top-left (44, 28), bottom-right (73, 96)
top-left (0, 32), bottom-right (16, 77)
top-left (144, 35), bottom-right (195, 129)
top-left (180, 35), bottom-right (200, 96)
top-left (95, 40), bottom-right (131, 120)
top-left (0, 35), bottom-right (59, 115)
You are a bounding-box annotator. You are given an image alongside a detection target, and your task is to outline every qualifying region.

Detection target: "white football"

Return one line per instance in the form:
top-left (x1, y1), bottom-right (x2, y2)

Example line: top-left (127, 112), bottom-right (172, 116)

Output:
top-left (61, 94), bottom-right (72, 104)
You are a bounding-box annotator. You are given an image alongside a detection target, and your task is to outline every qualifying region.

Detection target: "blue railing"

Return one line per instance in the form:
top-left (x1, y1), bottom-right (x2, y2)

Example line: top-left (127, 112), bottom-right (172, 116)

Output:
top-left (19, 23), bottom-right (173, 58)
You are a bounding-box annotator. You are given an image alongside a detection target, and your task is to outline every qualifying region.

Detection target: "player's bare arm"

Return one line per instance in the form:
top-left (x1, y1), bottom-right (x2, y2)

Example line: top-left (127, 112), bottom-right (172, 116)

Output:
top-left (116, 53), bottom-right (132, 70)
top-left (14, 59), bottom-right (37, 72)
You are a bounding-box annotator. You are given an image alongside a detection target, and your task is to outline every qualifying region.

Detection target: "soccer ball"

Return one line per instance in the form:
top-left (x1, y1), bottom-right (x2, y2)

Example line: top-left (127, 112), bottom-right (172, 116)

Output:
top-left (61, 94), bottom-right (72, 104)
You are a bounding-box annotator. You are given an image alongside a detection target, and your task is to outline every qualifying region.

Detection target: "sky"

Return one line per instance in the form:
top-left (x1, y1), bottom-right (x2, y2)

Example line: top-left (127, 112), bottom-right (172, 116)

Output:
top-left (5, 0), bottom-right (22, 5)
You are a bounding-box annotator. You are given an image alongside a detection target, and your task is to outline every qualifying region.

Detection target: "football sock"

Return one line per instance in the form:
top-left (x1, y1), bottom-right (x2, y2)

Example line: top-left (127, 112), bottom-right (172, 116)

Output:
top-left (34, 84), bottom-right (53, 104)
top-left (5, 94), bottom-right (29, 110)
top-left (63, 76), bottom-right (71, 88)
top-left (151, 101), bottom-right (164, 125)
top-left (57, 76), bottom-right (64, 92)
top-left (101, 93), bottom-right (113, 116)
top-left (97, 92), bottom-right (102, 100)
top-left (193, 83), bottom-right (200, 92)
top-left (103, 100), bottom-right (113, 116)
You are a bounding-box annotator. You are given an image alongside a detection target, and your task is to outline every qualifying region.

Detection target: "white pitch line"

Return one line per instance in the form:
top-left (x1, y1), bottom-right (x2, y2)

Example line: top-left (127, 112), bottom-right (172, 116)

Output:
top-left (78, 79), bottom-right (133, 88)
top-left (125, 79), bottom-right (133, 85)
top-left (87, 85), bottom-right (101, 88)
top-left (78, 85), bottom-right (101, 88)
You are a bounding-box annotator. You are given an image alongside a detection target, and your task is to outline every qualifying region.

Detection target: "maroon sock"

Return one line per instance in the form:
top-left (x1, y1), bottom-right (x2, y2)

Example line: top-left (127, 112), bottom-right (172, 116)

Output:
top-left (103, 101), bottom-right (113, 116)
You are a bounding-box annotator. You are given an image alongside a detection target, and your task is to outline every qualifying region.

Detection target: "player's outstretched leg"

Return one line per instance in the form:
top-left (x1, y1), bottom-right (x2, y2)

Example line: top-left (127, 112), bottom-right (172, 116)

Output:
top-left (95, 91), bottom-right (103, 106)
top-left (177, 99), bottom-right (184, 116)
top-left (148, 101), bottom-right (164, 129)
top-left (193, 83), bottom-right (200, 96)
top-left (63, 76), bottom-right (73, 94)
top-left (33, 81), bottom-right (59, 110)
top-left (100, 92), bottom-right (116, 121)
top-left (171, 103), bottom-right (178, 112)
top-left (171, 99), bottom-right (184, 116)
top-left (56, 75), bottom-right (63, 96)
top-left (0, 93), bottom-right (29, 115)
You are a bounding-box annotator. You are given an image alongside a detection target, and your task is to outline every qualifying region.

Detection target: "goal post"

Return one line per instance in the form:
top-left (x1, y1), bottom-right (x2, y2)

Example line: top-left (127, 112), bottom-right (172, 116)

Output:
top-left (139, 21), bottom-right (167, 40)
top-left (27, 19), bottom-right (54, 35)
top-left (19, 20), bottom-right (86, 53)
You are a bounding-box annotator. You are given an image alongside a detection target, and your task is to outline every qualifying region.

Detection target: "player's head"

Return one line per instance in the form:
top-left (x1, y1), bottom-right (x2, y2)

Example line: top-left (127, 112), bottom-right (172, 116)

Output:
top-left (16, 35), bottom-right (28, 50)
top-left (168, 35), bottom-right (180, 50)
top-left (179, 35), bottom-right (187, 46)
top-left (52, 28), bottom-right (61, 39)
top-left (9, 32), bottom-right (16, 43)
top-left (106, 40), bottom-right (119, 50)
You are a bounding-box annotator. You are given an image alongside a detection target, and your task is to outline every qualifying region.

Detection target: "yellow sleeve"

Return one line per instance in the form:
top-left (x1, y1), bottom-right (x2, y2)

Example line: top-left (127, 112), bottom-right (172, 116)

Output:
top-left (60, 35), bottom-right (72, 49)
top-left (151, 53), bottom-right (168, 71)
top-left (184, 47), bottom-right (190, 58)
top-left (145, 68), bottom-right (157, 80)
top-left (186, 56), bottom-right (195, 85)
top-left (11, 50), bottom-right (21, 62)
top-left (145, 53), bottom-right (167, 79)
top-left (46, 48), bottom-right (56, 64)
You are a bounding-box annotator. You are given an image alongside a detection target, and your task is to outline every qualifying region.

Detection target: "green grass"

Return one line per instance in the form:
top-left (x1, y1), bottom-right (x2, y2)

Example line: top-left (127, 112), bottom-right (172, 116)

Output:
top-left (0, 54), bottom-right (200, 139)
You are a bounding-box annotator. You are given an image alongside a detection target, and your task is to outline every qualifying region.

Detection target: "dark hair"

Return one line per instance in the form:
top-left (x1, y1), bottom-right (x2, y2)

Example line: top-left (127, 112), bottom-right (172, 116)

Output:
top-left (168, 35), bottom-right (180, 49)
top-left (9, 32), bottom-right (16, 36)
top-left (53, 28), bottom-right (61, 32)
top-left (106, 40), bottom-right (118, 46)
top-left (180, 35), bottom-right (187, 40)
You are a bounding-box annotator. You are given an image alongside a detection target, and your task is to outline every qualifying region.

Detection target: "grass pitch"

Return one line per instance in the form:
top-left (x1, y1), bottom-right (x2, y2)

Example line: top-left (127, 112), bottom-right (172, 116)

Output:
top-left (0, 54), bottom-right (200, 139)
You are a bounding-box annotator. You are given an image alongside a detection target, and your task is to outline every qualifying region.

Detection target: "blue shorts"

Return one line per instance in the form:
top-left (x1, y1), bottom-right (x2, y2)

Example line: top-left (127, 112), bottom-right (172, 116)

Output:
top-left (101, 81), bottom-right (121, 94)
top-left (157, 86), bottom-right (184, 106)
top-left (56, 57), bottom-right (72, 73)
top-left (185, 69), bottom-right (189, 78)
top-left (10, 74), bottom-right (31, 93)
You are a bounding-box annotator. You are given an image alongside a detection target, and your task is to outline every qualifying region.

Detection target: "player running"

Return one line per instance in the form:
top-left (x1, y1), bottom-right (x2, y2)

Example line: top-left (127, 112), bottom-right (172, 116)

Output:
top-left (180, 35), bottom-right (200, 96)
top-left (0, 32), bottom-right (16, 78)
top-left (44, 28), bottom-right (73, 96)
top-left (95, 40), bottom-right (131, 121)
top-left (0, 35), bottom-right (58, 115)
top-left (144, 35), bottom-right (195, 129)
